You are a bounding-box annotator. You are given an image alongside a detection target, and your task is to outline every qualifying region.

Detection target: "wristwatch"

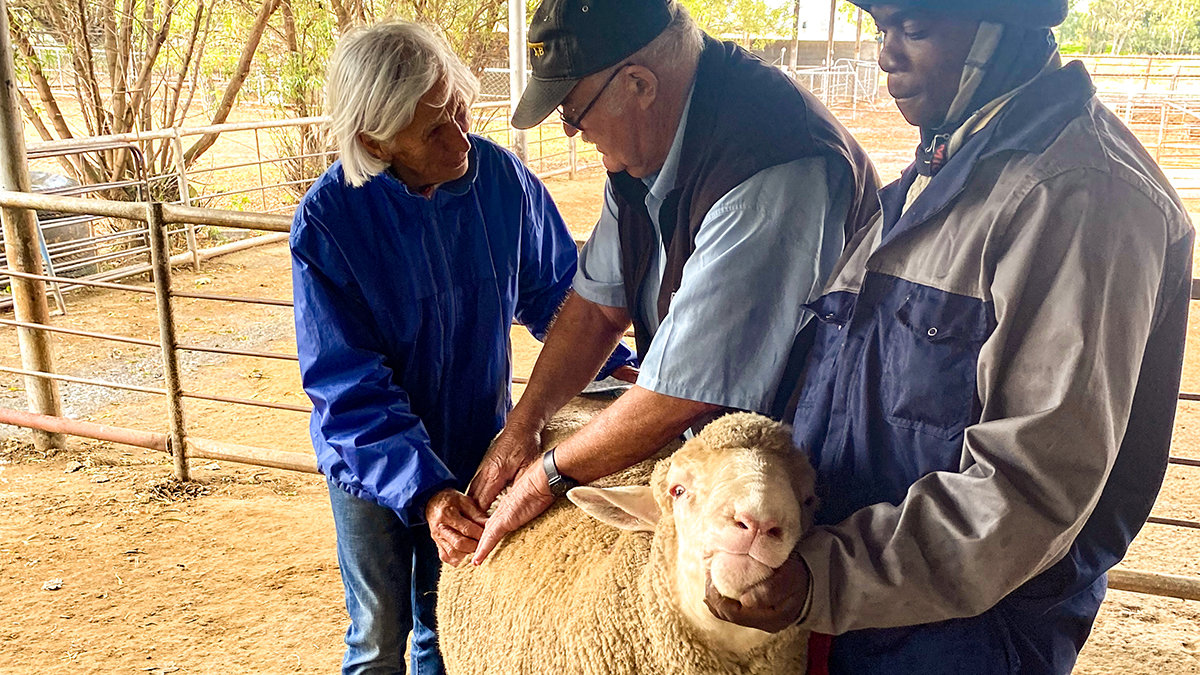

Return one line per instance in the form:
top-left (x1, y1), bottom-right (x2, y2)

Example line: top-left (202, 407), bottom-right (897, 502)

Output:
top-left (542, 448), bottom-right (580, 498)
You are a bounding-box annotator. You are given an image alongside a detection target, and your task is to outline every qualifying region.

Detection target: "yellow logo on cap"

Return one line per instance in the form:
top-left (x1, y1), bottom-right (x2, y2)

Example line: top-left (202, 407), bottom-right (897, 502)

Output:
top-left (528, 41), bottom-right (545, 57)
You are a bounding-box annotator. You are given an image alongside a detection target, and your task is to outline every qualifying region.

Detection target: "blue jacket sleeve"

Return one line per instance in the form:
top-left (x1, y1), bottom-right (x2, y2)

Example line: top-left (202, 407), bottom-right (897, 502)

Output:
top-left (510, 160), bottom-right (637, 375)
top-left (291, 210), bottom-right (455, 526)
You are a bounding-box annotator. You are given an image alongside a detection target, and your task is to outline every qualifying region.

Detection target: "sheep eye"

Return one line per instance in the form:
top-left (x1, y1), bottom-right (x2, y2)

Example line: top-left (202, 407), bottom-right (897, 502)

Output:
top-left (670, 484), bottom-right (686, 498)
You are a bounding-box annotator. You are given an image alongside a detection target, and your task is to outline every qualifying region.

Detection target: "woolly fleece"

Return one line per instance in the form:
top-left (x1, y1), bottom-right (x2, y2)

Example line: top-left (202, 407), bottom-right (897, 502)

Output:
top-left (437, 402), bottom-right (811, 675)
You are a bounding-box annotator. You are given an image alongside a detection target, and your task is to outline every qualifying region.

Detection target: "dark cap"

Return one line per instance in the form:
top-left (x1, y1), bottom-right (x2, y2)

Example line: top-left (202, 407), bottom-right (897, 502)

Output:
top-left (847, 0), bottom-right (1067, 27)
top-left (511, 0), bottom-right (673, 129)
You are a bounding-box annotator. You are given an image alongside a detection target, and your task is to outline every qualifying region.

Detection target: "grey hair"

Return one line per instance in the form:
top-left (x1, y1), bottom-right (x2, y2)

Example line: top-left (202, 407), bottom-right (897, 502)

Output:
top-left (632, 2), bottom-right (703, 73)
top-left (326, 21), bottom-right (479, 187)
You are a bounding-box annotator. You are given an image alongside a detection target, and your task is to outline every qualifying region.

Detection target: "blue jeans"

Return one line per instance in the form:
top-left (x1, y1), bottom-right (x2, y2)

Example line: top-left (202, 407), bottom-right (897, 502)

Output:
top-left (327, 479), bottom-right (446, 675)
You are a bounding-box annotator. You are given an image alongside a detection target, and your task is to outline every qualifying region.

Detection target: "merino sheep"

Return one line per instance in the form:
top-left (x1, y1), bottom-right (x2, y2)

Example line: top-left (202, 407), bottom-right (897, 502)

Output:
top-left (437, 402), bottom-right (817, 675)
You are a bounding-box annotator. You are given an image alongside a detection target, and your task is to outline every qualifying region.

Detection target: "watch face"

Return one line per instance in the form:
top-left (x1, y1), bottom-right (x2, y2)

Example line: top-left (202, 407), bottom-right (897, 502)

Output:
top-left (549, 475), bottom-right (575, 498)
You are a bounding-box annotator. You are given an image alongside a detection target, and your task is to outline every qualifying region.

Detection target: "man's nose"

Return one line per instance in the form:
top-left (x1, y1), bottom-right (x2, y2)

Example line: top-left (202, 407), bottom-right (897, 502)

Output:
top-left (878, 35), bottom-right (902, 74)
top-left (562, 122), bottom-right (579, 138)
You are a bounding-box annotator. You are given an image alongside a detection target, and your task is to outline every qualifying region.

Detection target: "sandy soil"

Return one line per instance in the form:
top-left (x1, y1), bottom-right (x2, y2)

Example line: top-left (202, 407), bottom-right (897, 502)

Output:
top-left (2, 103), bottom-right (1200, 674)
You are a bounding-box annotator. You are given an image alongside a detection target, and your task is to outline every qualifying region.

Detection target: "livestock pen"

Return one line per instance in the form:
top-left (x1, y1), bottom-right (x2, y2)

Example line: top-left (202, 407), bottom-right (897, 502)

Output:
top-left (5, 151), bottom-right (1200, 602)
top-left (3, 60), bottom-right (1200, 675)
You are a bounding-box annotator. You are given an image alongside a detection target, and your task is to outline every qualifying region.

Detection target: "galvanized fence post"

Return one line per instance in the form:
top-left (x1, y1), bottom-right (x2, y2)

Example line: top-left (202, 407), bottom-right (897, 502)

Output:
top-left (170, 128), bottom-right (200, 272)
top-left (0, 0), bottom-right (64, 450)
top-left (147, 202), bottom-right (189, 481)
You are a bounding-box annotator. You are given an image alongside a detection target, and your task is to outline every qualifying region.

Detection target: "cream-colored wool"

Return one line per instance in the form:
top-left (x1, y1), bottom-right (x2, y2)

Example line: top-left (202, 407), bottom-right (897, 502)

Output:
top-left (437, 403), bottom-right (814, 675)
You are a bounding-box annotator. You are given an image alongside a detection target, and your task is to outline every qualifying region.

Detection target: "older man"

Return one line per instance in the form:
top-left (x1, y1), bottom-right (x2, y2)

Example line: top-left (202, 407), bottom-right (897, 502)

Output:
top-left (706, 1), bottom-right (1194, 673)
top-left (290, 21), bottom-right (629, 675)
top-left (469, 0), bottom-right (880, 562)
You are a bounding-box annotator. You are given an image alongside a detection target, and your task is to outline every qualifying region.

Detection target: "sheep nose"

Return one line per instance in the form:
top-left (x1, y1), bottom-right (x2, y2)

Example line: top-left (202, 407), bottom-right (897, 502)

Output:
top-left (733, 513), bottom-right (782, 539)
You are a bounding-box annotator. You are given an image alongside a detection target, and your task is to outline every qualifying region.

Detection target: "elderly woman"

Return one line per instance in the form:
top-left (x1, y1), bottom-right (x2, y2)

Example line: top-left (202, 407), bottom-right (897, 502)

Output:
top-left (290, 21), bottom-right (629, 675)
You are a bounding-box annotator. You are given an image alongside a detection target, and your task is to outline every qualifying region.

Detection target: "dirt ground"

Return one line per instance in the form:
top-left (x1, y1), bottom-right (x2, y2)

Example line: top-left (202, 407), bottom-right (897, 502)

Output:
top-left (3, 102), bottom-right (1200, 674)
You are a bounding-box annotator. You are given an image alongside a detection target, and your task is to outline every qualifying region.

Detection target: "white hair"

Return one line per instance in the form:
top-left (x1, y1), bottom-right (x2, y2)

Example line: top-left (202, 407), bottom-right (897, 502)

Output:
top-left (326, 21), bottom-right (480, 187)
top-left (634, 2), bottom-right (703, 73)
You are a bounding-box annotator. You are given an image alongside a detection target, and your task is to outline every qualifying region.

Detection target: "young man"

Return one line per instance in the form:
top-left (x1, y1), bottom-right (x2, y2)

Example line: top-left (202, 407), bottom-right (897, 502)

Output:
top-left (707, 2), bottom-right (1195, 674)
top-left (290, 21), bottom-right (627, 675)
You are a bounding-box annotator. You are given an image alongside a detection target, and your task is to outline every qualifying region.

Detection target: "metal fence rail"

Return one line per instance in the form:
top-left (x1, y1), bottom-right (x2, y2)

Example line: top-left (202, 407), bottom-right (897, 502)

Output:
top-left (4, 103), bottom-right (604, 312)
top-left (0, 189), bottom-right (537, 477)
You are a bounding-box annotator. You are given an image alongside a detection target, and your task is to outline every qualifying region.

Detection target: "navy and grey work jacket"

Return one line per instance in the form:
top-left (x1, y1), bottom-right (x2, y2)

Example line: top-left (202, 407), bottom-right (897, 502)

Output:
top-left (792, 62), bottom-right (1194, 674)
top-left (290, 137), bottom-right (627, 526)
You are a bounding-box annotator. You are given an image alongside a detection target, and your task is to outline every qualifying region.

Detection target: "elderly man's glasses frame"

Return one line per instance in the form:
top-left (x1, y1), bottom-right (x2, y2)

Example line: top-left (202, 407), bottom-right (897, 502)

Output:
top-left (559, 64), bottom-right (629, 131)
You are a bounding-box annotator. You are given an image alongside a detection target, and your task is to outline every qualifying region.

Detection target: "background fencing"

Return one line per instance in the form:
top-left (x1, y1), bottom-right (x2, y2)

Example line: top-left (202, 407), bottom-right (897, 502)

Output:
top-left (3, 54), bottom-right (1200, 605)
top-left (0, 101), bottom-right (601, 313)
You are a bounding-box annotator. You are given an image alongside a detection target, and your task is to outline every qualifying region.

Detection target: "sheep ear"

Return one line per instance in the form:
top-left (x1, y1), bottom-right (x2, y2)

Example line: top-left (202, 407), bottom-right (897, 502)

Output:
top-left (568, 486), bottom-right (659, 532)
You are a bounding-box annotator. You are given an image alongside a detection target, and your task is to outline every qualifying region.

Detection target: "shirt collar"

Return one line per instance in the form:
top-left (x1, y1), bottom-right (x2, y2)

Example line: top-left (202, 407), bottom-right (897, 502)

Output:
top-left (642, 83), bottom-right (696, 201)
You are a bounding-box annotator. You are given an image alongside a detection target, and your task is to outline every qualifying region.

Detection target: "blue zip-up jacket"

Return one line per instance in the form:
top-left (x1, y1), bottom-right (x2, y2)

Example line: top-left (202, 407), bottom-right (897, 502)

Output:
top-left (291, 136), bottom-right (626, 525)
top-left (793, 62), bottom-right (1193, 674)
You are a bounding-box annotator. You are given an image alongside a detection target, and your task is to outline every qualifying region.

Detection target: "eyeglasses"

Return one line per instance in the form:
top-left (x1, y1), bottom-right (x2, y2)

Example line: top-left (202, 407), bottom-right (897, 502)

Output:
top-left (559, 64), bottom-right (628, 131)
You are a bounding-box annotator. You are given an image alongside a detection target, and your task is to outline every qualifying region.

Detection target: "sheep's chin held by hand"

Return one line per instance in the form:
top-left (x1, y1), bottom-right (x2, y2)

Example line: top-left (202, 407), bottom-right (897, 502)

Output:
top-left (709, 551), bottom-right (775, 600)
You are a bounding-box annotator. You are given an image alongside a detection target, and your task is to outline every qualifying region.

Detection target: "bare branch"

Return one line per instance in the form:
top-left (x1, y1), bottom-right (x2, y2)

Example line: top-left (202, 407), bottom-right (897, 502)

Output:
top-left (178, 0), bottom-right (215, 129)
top-left (184, 0), bottom-right (281, 165)
top-left (163, 0), bottom-right (204, 131)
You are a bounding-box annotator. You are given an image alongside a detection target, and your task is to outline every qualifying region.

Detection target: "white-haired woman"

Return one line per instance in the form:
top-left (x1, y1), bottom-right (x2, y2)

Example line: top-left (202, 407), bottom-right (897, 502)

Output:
top-left (290, 20), bottom-right (632, 675)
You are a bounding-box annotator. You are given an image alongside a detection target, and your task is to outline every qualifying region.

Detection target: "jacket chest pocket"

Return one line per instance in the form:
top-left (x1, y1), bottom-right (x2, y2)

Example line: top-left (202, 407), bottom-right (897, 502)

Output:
top-left (881, 289), bottom-right (992, 439)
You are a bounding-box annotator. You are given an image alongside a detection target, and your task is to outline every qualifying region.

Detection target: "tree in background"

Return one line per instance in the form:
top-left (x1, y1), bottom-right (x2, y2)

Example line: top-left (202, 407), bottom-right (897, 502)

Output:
top-left (10, 0), bottom-right (279, 191)
top-left (682, 0), bottom-right (792, 49)
top-left (1058, 0), bottom-right (1200, 54)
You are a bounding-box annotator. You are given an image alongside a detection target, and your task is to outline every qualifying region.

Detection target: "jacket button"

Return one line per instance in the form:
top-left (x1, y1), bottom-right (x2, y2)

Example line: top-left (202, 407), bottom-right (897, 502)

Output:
top-left (927, 327), bottom-right (938, 337)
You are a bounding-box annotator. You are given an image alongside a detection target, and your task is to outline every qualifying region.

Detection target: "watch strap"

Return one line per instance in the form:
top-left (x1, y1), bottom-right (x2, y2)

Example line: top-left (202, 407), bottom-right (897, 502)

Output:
top-left (542, 448), bottom-right (579, 498)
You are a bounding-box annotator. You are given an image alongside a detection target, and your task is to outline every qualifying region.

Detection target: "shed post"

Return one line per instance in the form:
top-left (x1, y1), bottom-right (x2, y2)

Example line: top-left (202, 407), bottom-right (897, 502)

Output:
top-left (825, 0), bottom-right (838, 102)
top-left (508, 0), bottom-right (528, 163)
top-left (0, 0), bottom-right (65, 450)
top-left (789, 0), bottom-right (800, 77)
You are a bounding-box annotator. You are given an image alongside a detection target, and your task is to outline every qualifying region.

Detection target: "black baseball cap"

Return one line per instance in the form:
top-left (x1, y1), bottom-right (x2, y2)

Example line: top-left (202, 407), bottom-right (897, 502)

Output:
top-left (511, 0), bottom-right (673, 129)
top-left (847, 0), bottom-right (1067, 27)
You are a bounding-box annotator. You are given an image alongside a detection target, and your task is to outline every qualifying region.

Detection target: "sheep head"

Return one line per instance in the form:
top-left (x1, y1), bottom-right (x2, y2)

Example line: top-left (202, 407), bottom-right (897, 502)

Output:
top-left (568, 412), bottom-right (817, 654)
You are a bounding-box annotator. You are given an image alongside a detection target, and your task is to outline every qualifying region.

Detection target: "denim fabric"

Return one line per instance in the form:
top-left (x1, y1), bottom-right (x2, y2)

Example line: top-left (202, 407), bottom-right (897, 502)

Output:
top-left (328, 479), bottom-right (445, 675)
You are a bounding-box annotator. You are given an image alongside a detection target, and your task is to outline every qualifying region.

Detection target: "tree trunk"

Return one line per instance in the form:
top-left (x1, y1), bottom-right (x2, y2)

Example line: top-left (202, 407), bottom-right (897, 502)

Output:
top-left (9, 16), bottom-right (77, 143)
top-left (111, 0), bottom-right (179, 182)
top-left (15, 89), bottom-right (81, 180)
top-left (183, 0), bottom-right (280, 166)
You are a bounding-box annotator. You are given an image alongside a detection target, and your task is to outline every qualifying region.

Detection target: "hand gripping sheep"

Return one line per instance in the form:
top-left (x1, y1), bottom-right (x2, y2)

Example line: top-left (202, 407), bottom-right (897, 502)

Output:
top-left (437, 404), bottom-right (818, 675)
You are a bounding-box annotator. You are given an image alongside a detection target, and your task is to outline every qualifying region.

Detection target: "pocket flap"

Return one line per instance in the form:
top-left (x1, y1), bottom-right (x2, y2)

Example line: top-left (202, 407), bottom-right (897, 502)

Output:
top-left (894, 288), bottom-right (992, 343)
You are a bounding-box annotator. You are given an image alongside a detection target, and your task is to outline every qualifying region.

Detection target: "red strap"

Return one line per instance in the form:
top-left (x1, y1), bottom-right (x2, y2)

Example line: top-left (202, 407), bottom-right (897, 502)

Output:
top-left (807, 632), bottom-right (833, 675)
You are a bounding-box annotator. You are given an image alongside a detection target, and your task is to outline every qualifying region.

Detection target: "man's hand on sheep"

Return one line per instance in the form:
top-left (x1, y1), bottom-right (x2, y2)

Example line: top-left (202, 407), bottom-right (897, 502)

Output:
top-left (467, 418), bottom-right (543, 512)
top-left (426, 488), bottom-right (489, 566)
top-left (472, 460), bottom-right (556, 564)
top-left (703, 549), bottom-right (811, 633)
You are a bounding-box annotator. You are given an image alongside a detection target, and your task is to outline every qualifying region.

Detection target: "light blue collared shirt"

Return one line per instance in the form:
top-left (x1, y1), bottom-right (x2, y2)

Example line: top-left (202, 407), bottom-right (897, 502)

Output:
top-left (573, 91), bottom-right (850, 414)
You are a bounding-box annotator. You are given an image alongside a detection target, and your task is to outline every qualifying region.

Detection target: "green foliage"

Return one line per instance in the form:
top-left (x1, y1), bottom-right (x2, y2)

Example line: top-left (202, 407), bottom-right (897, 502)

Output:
top-left (837, 0), bottom-right (876, 38)
top-left (681, 0), bottom-right (792, 47)
top-left (1058, 0), bottom-right (1200, 54)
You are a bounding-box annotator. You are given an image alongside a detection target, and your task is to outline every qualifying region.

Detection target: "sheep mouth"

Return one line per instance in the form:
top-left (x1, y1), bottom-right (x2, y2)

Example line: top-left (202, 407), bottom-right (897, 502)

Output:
top-left (708, 551), bottom-right (775, 599)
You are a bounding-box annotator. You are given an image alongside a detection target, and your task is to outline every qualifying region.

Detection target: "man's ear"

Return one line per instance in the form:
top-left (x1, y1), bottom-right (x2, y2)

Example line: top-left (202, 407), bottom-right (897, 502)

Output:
top-left (568, 485), bottom-right (659, 532)
top-left (358, 132), bottom-right (385, 160)
top-left (624, 64), bottom-right (659, 109)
